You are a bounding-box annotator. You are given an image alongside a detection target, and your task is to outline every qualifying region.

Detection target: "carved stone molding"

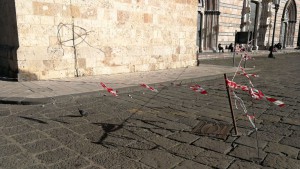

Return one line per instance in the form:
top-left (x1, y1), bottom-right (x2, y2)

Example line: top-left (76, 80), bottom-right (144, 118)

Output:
top-left (204, 11), bottom-right (221, 15)
top-left (264, 0), bottom-right (273, 3)
top-left (243, 7), bottom-right (251, 14)
top-left (267, 11), bottom-right (272, 17)
top-left (259, 24), bottom-right (269, 28)
top-left (289, 20), bottom-right (297, 23)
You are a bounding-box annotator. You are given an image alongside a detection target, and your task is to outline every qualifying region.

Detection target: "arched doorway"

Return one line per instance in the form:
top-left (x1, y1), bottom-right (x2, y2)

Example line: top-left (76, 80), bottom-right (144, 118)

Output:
top-left (280, 0), bottom-right (297, 48)
top-left (297, 21), bottom-right (300, 47)
top-left (197, 12), bottom-right (203, 52)
top-left (197, 0), bottom-right (204, 52)
top-left (280, 22), bottom-right (288, 47)
top-left (203, 0), bottom-right (220, 51)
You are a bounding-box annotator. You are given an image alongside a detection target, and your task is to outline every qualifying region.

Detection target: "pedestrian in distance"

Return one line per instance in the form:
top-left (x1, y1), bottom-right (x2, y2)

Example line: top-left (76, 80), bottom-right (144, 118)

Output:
top-left (228, 43), bottom-right (234, 52)
top-left (218, 44), bottom-right (224, 53)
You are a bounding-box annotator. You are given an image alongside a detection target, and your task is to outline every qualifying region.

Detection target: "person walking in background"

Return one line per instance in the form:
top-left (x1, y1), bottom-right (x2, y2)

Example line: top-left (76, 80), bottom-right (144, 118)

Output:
top-left (228, 43), bottom-right (234, 52)
top-left (218, 44), bottom-right (224, 53)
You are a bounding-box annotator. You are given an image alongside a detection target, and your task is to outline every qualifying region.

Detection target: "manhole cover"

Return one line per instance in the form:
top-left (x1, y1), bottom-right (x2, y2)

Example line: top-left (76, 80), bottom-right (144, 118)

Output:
top-left (191, 120), bottom-right (232, 140)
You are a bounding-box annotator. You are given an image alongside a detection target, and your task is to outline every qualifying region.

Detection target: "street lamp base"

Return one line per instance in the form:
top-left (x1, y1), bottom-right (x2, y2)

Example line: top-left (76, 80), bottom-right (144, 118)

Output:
top-left (268, 53), bottom-right (275, 58)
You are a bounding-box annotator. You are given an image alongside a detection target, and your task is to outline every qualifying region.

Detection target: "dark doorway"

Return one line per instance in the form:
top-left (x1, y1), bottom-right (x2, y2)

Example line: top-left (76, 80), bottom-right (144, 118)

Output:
top-left (297, 21), bottom-right (300, 47)
top-left (203, 0), bottom-right (220, 51)
top-left (280, 22), bottom-right (288, 48)
top-left (197, 12), bottom-right (203, 52)
top-left (0, 0), bottom-right (19, 80)
top-left (280, 0), bottom-right (297, 48)
top-left (250, 1), bottom-right (258, 49)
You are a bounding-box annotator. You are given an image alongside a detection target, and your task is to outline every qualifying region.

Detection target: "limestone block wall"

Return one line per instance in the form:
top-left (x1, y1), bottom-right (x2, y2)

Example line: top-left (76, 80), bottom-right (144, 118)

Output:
top-left (215, 0), bottom-right (300, 49)
top-left (270, 0), bottom-right (300, 48)
top-left (218, 0), bottom-right (244, 45)
top-left (15, 0), bottom-right (198, 80)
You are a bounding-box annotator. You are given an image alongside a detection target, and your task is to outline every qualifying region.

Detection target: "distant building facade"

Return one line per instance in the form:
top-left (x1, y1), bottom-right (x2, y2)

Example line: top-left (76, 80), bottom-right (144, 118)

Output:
top-left (0, 0), bottom-right (299, 80)
top-left (197, 0), bottom-right (299, 52)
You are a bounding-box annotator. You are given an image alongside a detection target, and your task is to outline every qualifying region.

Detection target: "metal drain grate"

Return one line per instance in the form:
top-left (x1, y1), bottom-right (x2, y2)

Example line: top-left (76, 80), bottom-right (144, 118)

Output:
top-left (191, 120), bottom-right (232, 140)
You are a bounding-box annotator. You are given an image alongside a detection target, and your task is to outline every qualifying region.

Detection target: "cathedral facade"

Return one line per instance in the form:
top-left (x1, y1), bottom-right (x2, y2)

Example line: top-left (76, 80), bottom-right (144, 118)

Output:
top-left (197, 0), bottom-right (299, 52)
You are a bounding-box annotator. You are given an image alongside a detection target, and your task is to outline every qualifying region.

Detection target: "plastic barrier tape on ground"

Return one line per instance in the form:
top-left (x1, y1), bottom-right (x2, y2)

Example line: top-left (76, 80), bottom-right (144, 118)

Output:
top-left (190, 85), bottom-right (208, 95)
top-left (226, 79), bottom-right (285, 107)
top-left (246, 114), bottom-right (257, 129)
top-left (226, 79), bottom-right (249, 91)
top-left (238, 67), bottom-right (259, 87)
top-left (100, 82), bottom-right (118, 96)
top-left (235, 46), bottom-right (245, 54)
top-left (231, 49), bottom-right (259, 130)
top-left (249, 88), bottom-right (285, 107)
top-left (265, 96), bottom-right (285, 107)
top-left (140, 84), bottom-right (158, 92)
top-left (238, 67), bottom-right (259, 78)
top-left (237, 72), bottom-right (259, 78)
top-left (243, 53), bottom-right (255, 61)
top-left (249, 88), bottom-right (264, 100)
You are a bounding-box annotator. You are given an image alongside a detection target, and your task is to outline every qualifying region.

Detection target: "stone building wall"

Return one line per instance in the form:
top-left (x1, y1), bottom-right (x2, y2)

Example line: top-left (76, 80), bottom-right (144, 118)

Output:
top-left (218, 0), bottom-right (244, 45)
top-left (260, 0), bottom-right (300, 49)
top-left (202, 0), bottom-right (300, 51)
top-left (280, 0), bottom-right (300, 48)
top-left (2, 0), bottom-right (298, 80)
top-left (15, 0), bottom-right (198, 80)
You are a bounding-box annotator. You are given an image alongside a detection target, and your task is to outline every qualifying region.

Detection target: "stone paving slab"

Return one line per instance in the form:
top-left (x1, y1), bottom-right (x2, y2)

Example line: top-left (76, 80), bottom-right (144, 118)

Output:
top-left (0, 53), bottom-right (299, 169)
top-left (262, 153), bottom-right (300, 169)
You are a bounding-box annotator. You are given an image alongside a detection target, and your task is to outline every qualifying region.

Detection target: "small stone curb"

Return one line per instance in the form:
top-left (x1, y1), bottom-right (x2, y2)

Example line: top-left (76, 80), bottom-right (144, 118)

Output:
top-left (0, 73), bottom-right (235, 105)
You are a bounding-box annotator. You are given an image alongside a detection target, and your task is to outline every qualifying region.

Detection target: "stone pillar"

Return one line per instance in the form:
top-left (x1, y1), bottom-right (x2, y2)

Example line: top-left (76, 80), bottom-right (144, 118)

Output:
top-left (240, 0), bottom-right (252, 48)
top-left (266, 0), bottom-right (273, 48)
top-left (257, 0), bottom-right (271, 49)
top-left (215, 11), bottom-right (220, 53)
top-left (197, 2), bottom-right (204, 53)
top-left (252, 0), bottom-right (262, 50)
top-left (287, 21), bottom-right (297, 47)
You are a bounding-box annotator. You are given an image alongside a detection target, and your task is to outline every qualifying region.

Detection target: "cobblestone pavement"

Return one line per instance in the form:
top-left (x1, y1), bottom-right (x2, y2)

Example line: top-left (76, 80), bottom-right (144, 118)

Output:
top-left (0, 53), bottom-right (299, 169)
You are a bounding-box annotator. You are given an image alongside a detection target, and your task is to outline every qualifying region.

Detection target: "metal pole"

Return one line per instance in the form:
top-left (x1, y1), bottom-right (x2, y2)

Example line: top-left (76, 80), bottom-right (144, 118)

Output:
top-left (233, 30), bottom-right (237, 67)
top-left (224, 74), bottom-right (238, 135)
top-left (72, 20), bottom-right (79, 77)
top-left (268, 4), bottom-right (279, 58)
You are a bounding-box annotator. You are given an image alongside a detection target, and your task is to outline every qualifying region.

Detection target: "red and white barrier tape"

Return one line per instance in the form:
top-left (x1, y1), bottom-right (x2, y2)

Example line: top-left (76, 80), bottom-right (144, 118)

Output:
top-left (265, 96), bottom-right (285, 107)
top-left (235, 46), bottom-right (246, 54)
top-left (140, 84), bottom-right (158, 92)
top-left (243, 53), bottom-right (255, 61)
top-left (232, 91), bottom-right (257, 130)
top-left (239, 67), bottom-right (259, 87)
top-left (230, 50), bottom-right (259, 129)
top-left (237, 72), bottom-right (259, 78)
top-left (239, 67), bottom-right (259, 78)
top-left (246, 114), bottom-right (257, 129)
top-left (226, 79), bottom-right (285, 107)
top-left (226, 79), bottom-right (249, 91)
top-left (190, 85), bottom-right (208, 95)
top-left (249, 87), bottom-right (264, 100)
top-left (100, 82), bottom-right (118, 96)
top-left (249, 88), bottom-right (285, 107)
